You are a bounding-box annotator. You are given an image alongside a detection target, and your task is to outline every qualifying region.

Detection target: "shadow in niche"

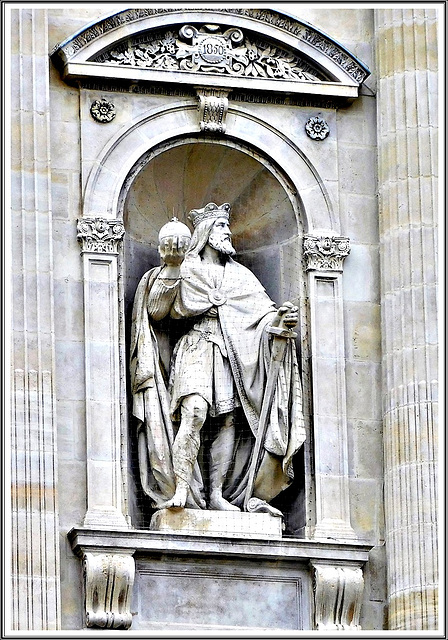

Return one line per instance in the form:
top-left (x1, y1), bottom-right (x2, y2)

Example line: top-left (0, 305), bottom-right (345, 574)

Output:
top-left (270, 448), bottom-right (306, 537)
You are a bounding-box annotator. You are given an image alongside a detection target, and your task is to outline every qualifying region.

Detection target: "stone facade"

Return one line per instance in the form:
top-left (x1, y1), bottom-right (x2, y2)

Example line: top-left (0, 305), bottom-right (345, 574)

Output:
top-left (7, 4), bottom-right (439, 633)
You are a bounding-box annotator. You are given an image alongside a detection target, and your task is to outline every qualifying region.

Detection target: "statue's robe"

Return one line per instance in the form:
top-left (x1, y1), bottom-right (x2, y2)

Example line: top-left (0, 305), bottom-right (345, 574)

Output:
top-left (130, 255), bottom-right (306, 508)
top-left (130, 267), bottom-right (205, 509)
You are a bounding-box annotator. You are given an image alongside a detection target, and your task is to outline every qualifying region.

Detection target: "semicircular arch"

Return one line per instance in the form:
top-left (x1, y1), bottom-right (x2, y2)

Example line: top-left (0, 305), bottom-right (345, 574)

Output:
top-left (82, 101), bottom-right (337, 234)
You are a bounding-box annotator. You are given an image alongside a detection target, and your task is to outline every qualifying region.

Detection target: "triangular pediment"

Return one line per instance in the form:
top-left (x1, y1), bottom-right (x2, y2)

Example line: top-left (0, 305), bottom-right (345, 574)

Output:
top-left (51, 8), bottom-right (370, 99)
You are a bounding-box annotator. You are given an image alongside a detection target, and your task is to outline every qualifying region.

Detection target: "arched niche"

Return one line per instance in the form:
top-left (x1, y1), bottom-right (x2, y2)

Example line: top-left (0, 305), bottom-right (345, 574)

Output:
top-left (121, 137), bottom-right (309, 534)
top-left (122, 136), bottom-right (303, 305)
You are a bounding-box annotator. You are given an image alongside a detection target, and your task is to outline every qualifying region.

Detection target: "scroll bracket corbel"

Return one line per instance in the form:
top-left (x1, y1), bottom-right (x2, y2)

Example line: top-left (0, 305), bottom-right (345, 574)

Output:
top-left (82, 550), bottom-right (135, 629)
top-left (311, 561), bottom-right (365, 630)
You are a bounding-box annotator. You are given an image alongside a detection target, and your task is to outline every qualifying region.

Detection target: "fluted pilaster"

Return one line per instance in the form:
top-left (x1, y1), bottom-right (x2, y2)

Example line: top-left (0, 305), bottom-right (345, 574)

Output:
top-left (10, 8), bottom-right (61, 631)
top-left (375, 8), bottom-right (438, 630)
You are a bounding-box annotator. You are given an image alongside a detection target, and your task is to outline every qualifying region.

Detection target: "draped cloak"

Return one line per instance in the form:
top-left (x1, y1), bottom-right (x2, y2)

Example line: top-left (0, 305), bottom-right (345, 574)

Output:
top-left (130, 255), bottom-right (306, 508)
top-left (130, 267), bottom-right (205, 509)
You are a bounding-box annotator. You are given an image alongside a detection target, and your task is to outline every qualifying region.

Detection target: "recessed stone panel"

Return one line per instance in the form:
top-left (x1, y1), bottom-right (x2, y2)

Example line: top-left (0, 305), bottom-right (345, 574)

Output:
top-left (133, 556), bottom-right (310, 630)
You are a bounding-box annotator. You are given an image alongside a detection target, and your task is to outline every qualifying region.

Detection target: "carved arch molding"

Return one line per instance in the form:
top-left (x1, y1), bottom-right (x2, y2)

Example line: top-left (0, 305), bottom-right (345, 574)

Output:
top-left (54, 8), bottom-right (373, 631)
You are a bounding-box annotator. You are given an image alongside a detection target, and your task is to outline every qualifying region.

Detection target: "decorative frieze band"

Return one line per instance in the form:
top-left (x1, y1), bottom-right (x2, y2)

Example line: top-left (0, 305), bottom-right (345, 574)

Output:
top-left (311, 562), bottom-right (364, 630)
top-left (83, 552), bottom-right (135, 629)
top-left (77, 218), bottom-right (125, 254)
top-left (92, 24), bottom-right (323, 84)
top-left (303, 235), bottom-right (350, 271)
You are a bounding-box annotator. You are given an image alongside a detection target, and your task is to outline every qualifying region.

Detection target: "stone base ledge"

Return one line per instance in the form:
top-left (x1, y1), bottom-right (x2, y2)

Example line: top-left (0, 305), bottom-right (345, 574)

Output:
top-left (150, 507), bottom-right (283, 539)
top-left (68, 526), bottom-right (373, 564)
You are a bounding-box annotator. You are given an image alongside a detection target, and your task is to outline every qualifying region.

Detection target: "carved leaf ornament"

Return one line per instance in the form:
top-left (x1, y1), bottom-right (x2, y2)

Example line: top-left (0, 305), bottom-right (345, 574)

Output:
top-left (77, 218), bottom-right (125, 253)
top-left (303, 235), bottom-right (350, 271)
top-left (93, 24), bottom-right (323, 83)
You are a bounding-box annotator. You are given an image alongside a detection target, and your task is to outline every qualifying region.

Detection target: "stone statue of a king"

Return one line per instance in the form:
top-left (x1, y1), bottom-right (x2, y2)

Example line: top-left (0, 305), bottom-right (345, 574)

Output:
top-left (130, 202), bottom-right (306, 519)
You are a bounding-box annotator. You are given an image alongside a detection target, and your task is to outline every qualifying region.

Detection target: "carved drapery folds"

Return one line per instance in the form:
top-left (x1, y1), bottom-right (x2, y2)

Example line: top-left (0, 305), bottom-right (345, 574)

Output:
top-left (312, 562), bottom-right (364, 630)
top-left (196, 87), bottom-right (230, 133)
top-left (83, 552), bottom-right (135, 629)
top-left (77, 218), bottom-right (125, 254)
top-left (303, 235), bottom-right (350, 271)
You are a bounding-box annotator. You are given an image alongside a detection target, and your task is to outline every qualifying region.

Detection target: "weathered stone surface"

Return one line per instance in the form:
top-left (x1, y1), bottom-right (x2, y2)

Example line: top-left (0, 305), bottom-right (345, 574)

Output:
top-left (10, 8), bottom-right (61, 631)
top-left (150, 508), bottom-right (283, 539)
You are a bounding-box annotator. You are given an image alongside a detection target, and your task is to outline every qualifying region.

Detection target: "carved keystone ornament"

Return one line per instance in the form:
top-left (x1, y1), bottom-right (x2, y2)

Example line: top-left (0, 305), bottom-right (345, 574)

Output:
top-left (196, 87), bottom-right (230, 133)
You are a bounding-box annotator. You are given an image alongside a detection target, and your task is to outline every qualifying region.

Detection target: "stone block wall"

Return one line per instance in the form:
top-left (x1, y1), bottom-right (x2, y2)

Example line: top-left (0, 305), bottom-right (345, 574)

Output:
top-left (13, 5), bottom-right (437, 631)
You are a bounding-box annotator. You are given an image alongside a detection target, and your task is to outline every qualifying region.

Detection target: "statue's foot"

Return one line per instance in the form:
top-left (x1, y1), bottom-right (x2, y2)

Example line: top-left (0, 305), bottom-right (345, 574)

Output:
top-left (209, 490), bottom-right (240, 511)
top-left (246, 497), bottom-right (283, 518)
top-left (158, 485), bottom-right (188, 510)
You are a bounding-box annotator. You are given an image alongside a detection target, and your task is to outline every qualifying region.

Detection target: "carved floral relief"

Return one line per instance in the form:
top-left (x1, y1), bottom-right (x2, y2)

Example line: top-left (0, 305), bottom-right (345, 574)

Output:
top-left (305, 116), bottom-right (330, 140)
top-left (303, 235), bottom-right (350, 271)
top-left (92, 24), bottom-right (325, 83)
top-left (55, 8), bottom-right (369, 84)
top-left (90, 98), bottom-right (116, 123)
top-left (77, 218), bottom-right (125, 253)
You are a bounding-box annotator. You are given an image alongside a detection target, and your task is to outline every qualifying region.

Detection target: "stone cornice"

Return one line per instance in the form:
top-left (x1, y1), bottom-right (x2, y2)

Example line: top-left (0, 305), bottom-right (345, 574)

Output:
top-left (51, 8), bottom-right (369, 83)
top-left (303, 235), bottom-right (350, 272)
top-left (68, 527), bottom-right (373, 563)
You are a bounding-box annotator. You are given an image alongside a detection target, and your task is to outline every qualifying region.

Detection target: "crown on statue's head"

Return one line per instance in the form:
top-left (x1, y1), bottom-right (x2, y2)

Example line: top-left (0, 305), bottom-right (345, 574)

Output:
top-left (188, 202), bottom-right (231, 228)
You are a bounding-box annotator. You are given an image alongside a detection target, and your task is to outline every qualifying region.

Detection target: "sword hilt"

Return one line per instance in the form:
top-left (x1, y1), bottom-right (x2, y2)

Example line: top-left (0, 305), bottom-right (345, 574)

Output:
top-left (266, 325), bottom-right (297, 339)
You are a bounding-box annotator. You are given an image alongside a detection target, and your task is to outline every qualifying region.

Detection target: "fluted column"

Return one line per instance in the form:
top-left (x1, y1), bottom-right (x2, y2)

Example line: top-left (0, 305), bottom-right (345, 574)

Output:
top-left (375, 9), bottom-right (438, 630)
top-left (10, 8), bottom-right (61, 630)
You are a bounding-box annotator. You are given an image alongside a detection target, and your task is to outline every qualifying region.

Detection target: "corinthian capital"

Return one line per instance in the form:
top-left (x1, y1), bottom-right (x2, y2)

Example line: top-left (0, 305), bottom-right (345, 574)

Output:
top-left (77, 218), bottom-right (125, 254)
top-left (303, 234), bottom-right (350, 271)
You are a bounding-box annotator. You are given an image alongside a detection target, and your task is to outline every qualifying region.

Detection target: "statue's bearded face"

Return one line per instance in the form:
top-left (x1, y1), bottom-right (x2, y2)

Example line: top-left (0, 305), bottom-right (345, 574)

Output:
top-left (208, 217), bottom-right (236, 256)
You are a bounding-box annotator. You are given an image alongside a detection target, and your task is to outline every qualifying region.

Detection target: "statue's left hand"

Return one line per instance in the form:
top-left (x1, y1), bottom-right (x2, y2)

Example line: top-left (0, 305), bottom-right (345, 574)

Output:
top-left (274, 301), bottom-right (299, 329)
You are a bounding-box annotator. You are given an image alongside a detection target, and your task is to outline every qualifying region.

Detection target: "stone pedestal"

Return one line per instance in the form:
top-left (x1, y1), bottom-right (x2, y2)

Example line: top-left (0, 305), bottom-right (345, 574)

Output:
top-left (150, 508), bottom-right (283, 539)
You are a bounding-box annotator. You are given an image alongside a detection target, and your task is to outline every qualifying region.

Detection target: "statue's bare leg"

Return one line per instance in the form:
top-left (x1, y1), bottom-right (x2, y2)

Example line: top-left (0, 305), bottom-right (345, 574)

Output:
top-left (159, 394), bottom-right (208, 509)
top-left (209, 412), bottom-right (240, 511)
